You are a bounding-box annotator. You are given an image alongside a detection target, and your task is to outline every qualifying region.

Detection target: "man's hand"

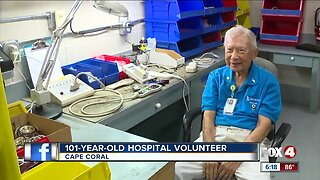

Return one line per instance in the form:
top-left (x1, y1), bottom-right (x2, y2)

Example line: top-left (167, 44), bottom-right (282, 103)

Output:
top-left (217, 162), bottom-right (241, 180)
top-left (203, 162), bottom-right (219, 180)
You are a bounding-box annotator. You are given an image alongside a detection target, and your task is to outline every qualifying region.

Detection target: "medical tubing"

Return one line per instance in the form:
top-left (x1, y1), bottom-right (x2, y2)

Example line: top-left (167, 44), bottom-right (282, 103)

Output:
top-left (80, 91), bottom-right (139, 115)
top-left (68, 89), bottom-right (139, 117)
top-left (69, 89), bottom-right (124, 117)
top-left (172, 74), bottom-right (190, 112)
top-left (192, 52), bottom-right (218, 68)
top-left (75, 72), bottom-right (105, 89)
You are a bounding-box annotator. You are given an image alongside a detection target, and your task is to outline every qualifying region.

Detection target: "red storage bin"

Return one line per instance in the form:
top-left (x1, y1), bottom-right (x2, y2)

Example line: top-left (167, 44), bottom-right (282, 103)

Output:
top-left (221, 11), bottom-right (236, 23)
top-left (201, 31), bottom-right (222, 50)
top-left (263, 0), bottom-right (303, 11)
top-left (94, 55), bottom-right (131, 79)
top-left (260, 0), bottom-right (304, 46)
top-left (260, 20), bottom-right (303, 46)
top-left (202, 31), bottom-right (222, 44)
top-left (261, 0), bottom-right (304, 18)
top-left (222, 0), bottom-right (237, 8)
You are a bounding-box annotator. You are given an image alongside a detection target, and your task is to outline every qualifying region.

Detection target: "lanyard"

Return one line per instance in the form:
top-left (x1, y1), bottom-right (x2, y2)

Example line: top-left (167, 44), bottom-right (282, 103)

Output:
top-left (230, 85), bottom-right (236, 98)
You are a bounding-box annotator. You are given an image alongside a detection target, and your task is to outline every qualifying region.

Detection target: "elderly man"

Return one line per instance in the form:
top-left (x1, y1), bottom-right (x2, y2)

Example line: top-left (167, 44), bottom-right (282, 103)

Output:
top-left (175, 25), bottom-right (281, 180)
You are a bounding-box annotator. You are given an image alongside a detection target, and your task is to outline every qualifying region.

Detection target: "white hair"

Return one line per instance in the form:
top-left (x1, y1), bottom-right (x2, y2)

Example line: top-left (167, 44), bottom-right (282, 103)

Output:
top-left (224, 25), bottom-right (257, 49)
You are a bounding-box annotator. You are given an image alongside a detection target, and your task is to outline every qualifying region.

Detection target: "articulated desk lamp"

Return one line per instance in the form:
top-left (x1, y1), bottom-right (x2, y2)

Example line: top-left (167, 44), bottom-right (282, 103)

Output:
top-left (30, 0), bottom-right (130, 119)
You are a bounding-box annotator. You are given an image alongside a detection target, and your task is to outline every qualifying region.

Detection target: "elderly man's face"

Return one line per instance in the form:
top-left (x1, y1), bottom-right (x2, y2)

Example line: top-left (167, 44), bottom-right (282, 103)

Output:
top-left (224, 35), bottom-right (257, 74)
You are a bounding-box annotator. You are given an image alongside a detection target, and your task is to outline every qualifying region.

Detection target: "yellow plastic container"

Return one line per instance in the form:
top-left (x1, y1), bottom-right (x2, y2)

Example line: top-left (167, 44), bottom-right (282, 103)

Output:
top-left (0, 71), bottom-right (21, 179)
top-left (8, 101), bottom-right (27, 118)
top-left (22, 162), bottom-right (111, 180)
top-left (7, 100), bottom-right (111, 179)
top-left (236, 0), bottom-right (252, 28)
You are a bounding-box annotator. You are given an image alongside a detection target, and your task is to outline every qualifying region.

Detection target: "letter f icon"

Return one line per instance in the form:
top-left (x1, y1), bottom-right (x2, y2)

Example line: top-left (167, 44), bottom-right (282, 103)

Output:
top-left (39, 143), bottom-right (50, 161)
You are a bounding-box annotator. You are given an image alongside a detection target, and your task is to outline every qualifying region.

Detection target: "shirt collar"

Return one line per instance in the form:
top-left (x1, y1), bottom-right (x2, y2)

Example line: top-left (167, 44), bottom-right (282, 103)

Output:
top-left (224, 62), bottom-right (259, 87)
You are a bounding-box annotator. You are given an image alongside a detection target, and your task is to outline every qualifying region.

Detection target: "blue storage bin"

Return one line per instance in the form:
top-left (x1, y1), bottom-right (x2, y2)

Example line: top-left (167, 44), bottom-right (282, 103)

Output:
top-left (202, 14), bottom-right (223, 33)
top-left (61, 63), bottom-right (103, 89)
top-left (80, 59), bottom-right (119, 85)
top-left (145, 0), bottom-right (205, 21)
top-left (157, 37), bottom-right (203, 58)
top-left (222, 20), bottom-right (237, 29)
top-left (204, 6), bottom-right (237, 16)
top-left (157, 38), bottom-right (223, 58)
top-left (146, 17), bottom-right (203, 41)
top-left (61, 58), bottom-right (119, 89)
top-left (203, 40), bottom-right (223, 51)
top-left (250, 27), bottom-right (261, 40)
top-left (80, 59), bottom-right (118, 79)
top-left (203, 0), bottom-right (223, 8)
top-left (145, 0), bottom-right (235, 58)
top-left (261, 9), bottom-right (302, 17)
top-left (220, 11), bottom-right (237, 29)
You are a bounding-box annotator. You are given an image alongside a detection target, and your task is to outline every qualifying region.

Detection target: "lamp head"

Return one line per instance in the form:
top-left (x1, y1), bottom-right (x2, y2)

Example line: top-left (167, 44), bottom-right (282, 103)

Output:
top-left (92, 0), bottom-right (128, 17)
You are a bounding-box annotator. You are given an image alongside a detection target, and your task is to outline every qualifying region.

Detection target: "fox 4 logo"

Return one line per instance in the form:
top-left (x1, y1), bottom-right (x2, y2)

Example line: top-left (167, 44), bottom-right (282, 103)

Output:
top-left (264, 145), bottom-right (297, 159)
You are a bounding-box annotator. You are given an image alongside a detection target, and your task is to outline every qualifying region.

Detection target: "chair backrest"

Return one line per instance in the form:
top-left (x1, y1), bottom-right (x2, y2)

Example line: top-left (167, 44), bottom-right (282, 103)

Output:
top-left (253, 57), bottom-right (279, 140)
top-left (253, 57), bottom-right (278, 77)
top-left (252, 59), bottom-right (292, 163)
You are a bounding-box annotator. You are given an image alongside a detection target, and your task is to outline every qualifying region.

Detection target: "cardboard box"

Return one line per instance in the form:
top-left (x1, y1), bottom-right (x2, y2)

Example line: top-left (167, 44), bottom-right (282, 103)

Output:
top-left (11, 113), bottom-right (72, 142)
top-left (138, 48), bottom-right (185, 68)
top-left (150, 48), bottom-right (185, 68)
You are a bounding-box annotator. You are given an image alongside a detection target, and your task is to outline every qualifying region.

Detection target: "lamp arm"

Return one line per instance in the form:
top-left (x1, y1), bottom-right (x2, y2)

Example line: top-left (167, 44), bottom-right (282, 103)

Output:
top-left (42, 35), bottom-right (64, 90)
top-left (34, 0), bottom-right (83, 91)
top-left (35, 35), bottom-right (58, 91)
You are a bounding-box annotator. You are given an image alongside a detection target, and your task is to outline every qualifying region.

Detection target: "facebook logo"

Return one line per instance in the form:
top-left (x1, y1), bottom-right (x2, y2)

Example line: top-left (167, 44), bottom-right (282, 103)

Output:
top-left (24, 143), bottom-right (58, 161)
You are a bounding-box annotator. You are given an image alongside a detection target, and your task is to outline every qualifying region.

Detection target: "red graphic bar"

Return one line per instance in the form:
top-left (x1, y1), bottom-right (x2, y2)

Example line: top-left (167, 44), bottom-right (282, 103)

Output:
top-left (280, 162), bottom-right (298, 172)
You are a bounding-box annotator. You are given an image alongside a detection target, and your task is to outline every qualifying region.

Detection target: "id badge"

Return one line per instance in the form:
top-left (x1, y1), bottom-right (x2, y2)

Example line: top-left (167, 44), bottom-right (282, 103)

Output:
top-left (223, 98), bottom-right (237, 115)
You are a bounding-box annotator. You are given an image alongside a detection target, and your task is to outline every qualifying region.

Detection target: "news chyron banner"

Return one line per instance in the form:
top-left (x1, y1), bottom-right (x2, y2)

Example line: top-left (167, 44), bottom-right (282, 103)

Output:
top-left (24, 142), bottom-right (259, 162)
top-left (260, 145), bottom-right (298, 172)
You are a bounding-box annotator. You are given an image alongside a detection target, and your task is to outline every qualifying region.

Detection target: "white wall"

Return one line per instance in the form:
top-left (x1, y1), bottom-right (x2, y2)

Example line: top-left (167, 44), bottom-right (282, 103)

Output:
top-left (0, 1), bottom-right (145, 85)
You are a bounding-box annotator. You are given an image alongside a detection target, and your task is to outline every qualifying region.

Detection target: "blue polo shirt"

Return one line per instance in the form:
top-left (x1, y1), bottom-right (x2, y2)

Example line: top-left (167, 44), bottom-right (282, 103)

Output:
top-left (202, 63), bottom-right (281, 130)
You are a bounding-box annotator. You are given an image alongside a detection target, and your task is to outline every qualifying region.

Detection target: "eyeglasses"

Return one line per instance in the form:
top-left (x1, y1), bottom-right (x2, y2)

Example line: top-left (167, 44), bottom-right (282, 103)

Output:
top-left (225, 47), bottom-right (249, 55)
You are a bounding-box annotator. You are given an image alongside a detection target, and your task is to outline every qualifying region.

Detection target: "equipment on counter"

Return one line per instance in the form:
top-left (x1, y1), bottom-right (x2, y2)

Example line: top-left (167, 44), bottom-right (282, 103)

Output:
top-left (47, 74), bottom-right (94, 107)
top-left (122, 63), bottom-right (155, 84)
top-left (296, 43), bottom-right (320, 53)
top-left (138, 48), bottom-right (185, 68)
top-left (106, 78), bottom-right (135, 90)
top-left (135, 83), bottom-right (162, 98)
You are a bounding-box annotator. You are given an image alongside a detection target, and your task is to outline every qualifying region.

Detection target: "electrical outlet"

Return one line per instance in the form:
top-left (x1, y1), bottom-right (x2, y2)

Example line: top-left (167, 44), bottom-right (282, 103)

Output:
top-left (55, 10), bottom-right (66, 27)
top-left (119, 17), bottom-right (131, 35)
